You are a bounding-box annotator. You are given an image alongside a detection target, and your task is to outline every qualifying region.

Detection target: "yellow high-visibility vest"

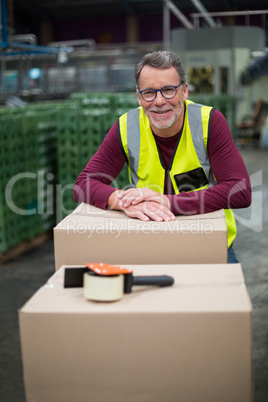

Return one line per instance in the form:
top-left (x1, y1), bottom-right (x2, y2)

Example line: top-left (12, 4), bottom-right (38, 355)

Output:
top-left (118, 99), bottom-right (236, 248)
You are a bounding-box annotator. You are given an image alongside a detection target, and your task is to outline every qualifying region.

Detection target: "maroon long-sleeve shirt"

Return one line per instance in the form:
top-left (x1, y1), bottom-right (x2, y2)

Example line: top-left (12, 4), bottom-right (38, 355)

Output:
top-left (73, 108), bottom-right (251, 215)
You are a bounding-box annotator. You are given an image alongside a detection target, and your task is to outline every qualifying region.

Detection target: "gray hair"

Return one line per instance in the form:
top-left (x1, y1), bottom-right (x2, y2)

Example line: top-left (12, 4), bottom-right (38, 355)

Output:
top-left (135, 51), bottom-right (187, 89)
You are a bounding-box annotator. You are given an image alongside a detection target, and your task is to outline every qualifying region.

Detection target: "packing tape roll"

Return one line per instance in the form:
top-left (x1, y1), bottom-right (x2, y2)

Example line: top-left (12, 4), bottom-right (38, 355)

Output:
top-left (83, 272), bottom-right (124, 302)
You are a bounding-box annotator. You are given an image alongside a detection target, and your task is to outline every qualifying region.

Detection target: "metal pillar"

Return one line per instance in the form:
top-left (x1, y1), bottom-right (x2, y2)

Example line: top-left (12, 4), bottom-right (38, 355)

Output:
top-left (0, 0), bottom-right (8, 98)
top-left (0, 0), bottom-right (9, 44)
top-left (164, 0), bottom-right (194, 30)
top-left (163, 1), bottom-right (171, 50)
top-left (190, 0), bottom-right (217, 28)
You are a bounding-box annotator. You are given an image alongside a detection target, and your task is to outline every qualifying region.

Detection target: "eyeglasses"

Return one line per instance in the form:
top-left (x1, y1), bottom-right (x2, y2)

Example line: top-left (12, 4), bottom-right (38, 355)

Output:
top-left (138, 83), bottom-right (184, 102)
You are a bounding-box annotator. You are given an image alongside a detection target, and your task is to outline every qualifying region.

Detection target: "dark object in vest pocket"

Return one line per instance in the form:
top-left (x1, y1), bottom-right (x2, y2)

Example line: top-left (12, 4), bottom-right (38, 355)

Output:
top-left (174, 167), bottom-right (208, 192)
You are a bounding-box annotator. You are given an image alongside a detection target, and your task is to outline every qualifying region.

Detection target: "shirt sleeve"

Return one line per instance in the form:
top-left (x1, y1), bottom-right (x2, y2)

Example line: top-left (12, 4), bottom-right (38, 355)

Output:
top-left (73, 121), bottom-right (126, 210)
top-left (166, 109), bottom-right (252, 215)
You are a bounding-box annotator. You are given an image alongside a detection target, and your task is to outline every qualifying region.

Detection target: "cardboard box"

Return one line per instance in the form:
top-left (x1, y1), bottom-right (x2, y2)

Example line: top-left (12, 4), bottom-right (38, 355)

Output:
top-left (19, 263), bottom-right (252, 402)
top-left (54, 203), bottom-right (228, 270)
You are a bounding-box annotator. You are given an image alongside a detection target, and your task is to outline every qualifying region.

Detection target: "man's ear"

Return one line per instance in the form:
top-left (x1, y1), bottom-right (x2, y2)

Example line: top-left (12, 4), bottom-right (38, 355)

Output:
top-left (183, 83), bottom-right (189, 101)
top-left (137, 91), bottom-right (142, 107)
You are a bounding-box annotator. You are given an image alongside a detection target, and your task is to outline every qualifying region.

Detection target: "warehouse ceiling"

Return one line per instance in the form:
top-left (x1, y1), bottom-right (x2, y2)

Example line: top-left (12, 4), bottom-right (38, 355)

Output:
top-left (12, 0), bottom-right (268, 20)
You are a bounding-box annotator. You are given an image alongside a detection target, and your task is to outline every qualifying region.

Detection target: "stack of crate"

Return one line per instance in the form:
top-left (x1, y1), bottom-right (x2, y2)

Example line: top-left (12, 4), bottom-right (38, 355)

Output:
top-left (0, 112), bottom-right (25, 252)
top-left (111, 92), bottom-right (139, 118)
top-left (23, 109), bottom-right (57, 235)
top-left (0, 106), bottom-right (57, 254)
top-left (55, 104), bottom-right (81, 220)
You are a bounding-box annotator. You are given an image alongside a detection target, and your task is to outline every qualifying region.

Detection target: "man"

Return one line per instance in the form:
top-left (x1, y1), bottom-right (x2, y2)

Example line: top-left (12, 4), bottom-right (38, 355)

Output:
top-left (74, 51), bottom-right (251, 262)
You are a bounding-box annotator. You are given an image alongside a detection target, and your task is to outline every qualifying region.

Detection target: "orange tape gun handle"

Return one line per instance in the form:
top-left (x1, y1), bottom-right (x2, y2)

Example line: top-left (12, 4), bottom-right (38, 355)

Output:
top-left (85, 263), bottom-right (133, 276)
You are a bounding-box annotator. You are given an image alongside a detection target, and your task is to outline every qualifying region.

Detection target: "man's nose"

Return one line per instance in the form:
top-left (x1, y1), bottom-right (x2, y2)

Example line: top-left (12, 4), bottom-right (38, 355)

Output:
top-left (154, 90), bottom-right (166, 105)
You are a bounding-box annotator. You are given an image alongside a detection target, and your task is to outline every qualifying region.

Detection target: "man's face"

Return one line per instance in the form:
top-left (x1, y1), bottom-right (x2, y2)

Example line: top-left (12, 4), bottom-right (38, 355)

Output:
top-left (137, 65), bottom-right (188, 136)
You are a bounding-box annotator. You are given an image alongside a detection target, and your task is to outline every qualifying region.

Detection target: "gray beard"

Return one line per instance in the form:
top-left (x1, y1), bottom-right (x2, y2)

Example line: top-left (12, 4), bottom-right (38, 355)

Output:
top-left (145, 98), bottom-right (184, 130)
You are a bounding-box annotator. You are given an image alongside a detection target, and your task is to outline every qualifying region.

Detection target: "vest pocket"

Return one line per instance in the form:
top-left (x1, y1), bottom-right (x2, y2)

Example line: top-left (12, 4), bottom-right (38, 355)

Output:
top-left (174, 167), bottom-right (208, 192)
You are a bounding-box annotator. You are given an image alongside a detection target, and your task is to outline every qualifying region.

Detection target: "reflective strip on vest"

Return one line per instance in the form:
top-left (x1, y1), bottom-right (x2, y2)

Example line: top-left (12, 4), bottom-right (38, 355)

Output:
top-left (127, 108), bottom-right (140, 185)
top-left (187, 101), bottom-right (214, 185)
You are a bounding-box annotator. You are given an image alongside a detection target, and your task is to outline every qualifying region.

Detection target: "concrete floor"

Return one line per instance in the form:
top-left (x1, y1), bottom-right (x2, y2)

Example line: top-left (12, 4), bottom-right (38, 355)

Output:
top-left (0, 147), bottom-right (267, 402)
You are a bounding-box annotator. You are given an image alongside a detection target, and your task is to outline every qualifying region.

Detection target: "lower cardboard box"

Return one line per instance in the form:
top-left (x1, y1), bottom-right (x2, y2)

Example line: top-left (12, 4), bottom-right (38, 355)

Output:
top-left (53, 203), bottom-right (228, 270)
top-left (19, 263), bottom-right (253, 402)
